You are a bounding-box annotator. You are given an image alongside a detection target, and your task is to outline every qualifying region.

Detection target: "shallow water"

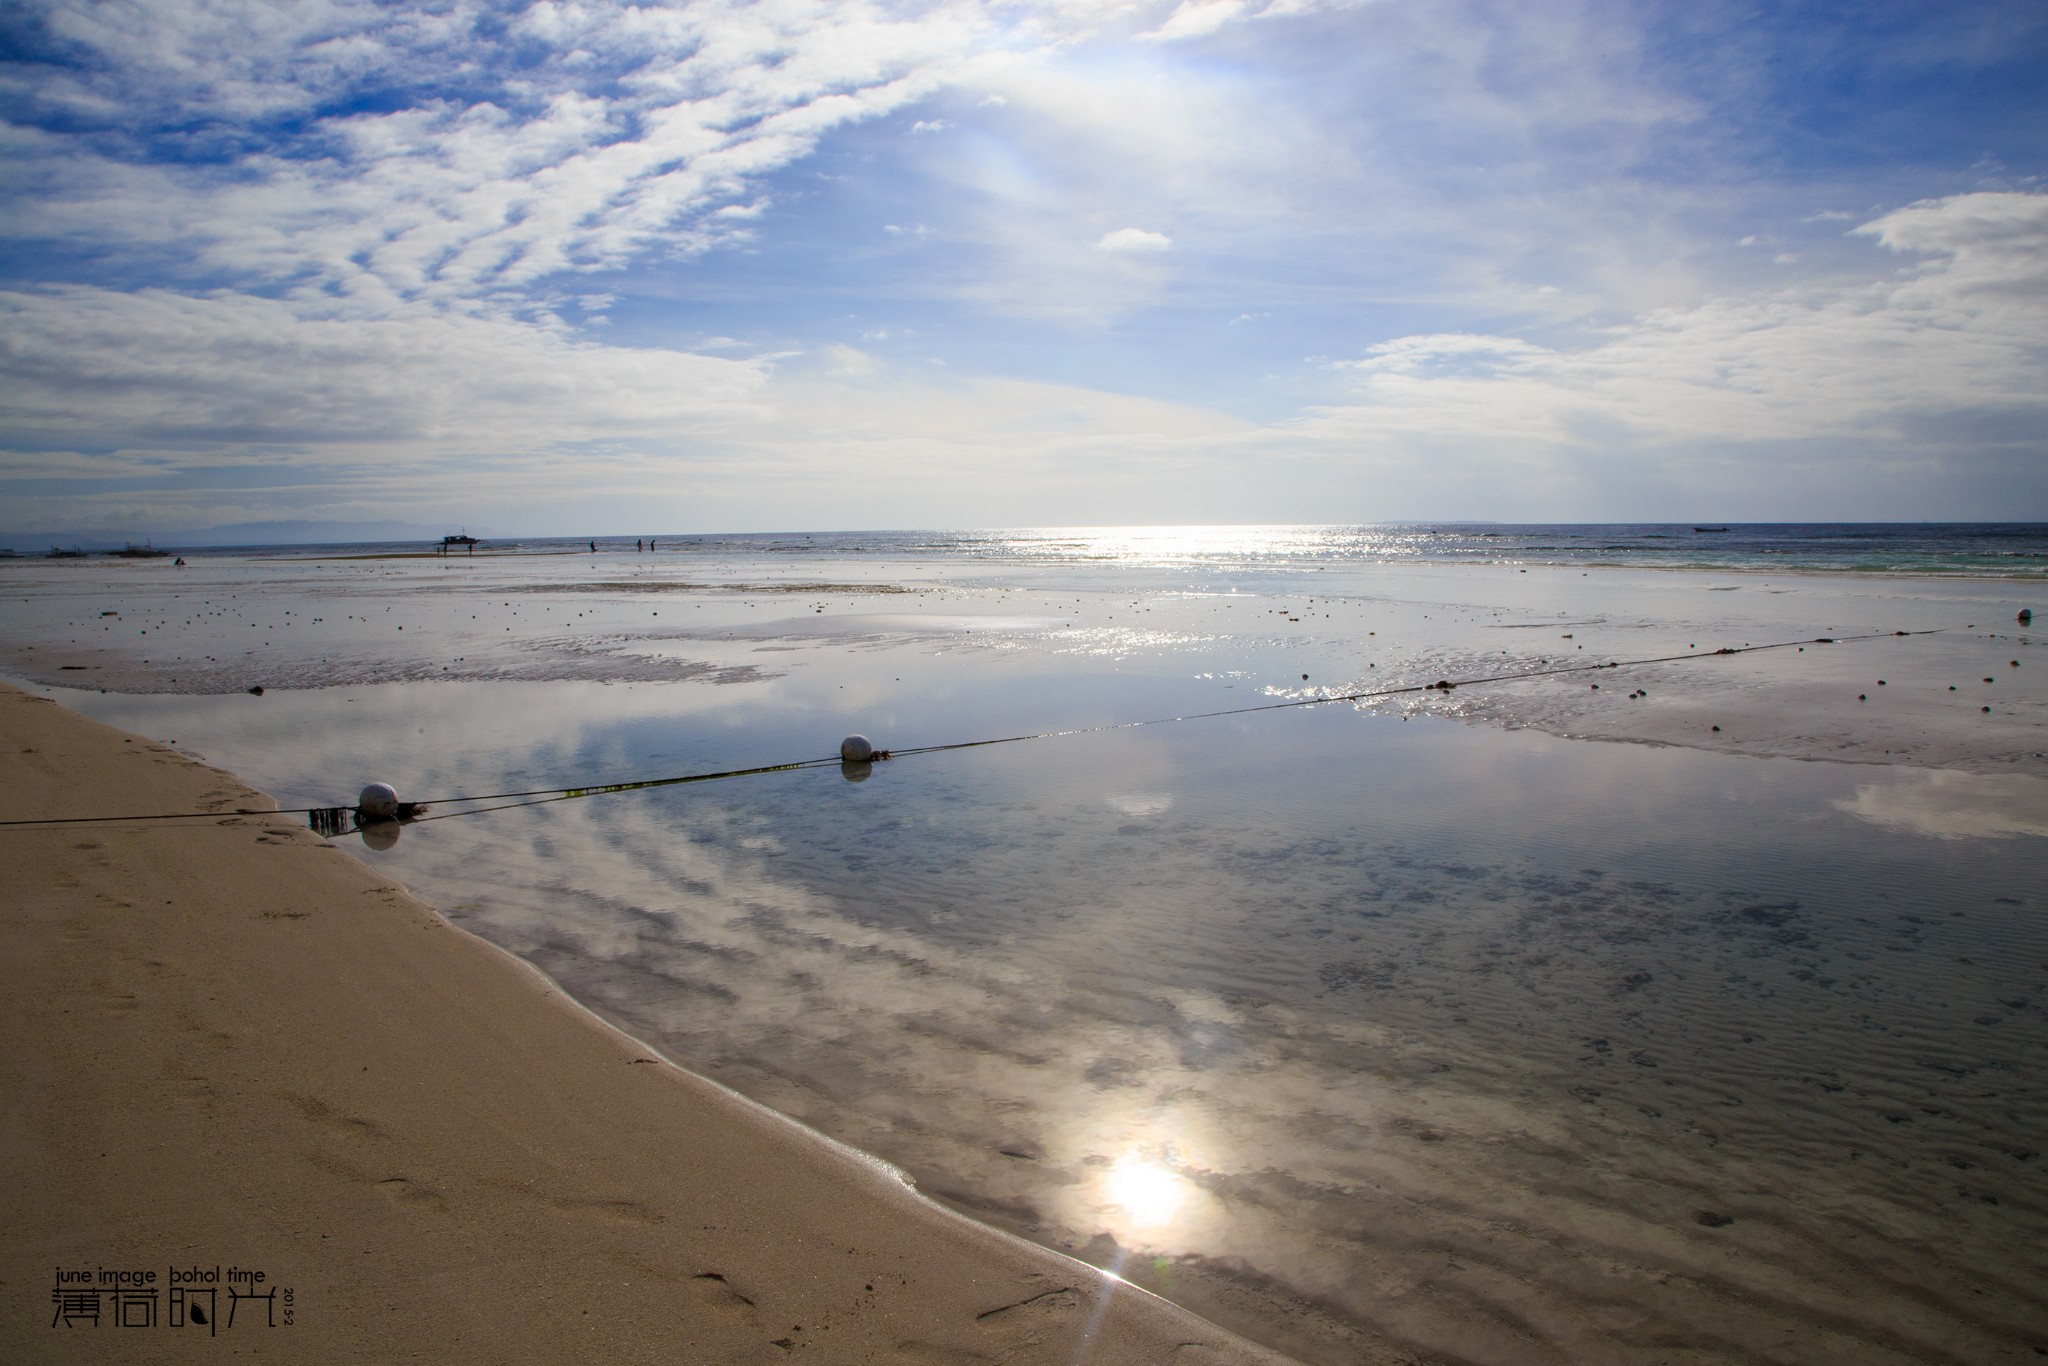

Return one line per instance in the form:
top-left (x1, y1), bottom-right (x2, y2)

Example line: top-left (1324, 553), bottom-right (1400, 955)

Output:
top-left (56, 689), bottom-right (2048, 1362)
top-left (13, 545), bottom-right (2048, 1363)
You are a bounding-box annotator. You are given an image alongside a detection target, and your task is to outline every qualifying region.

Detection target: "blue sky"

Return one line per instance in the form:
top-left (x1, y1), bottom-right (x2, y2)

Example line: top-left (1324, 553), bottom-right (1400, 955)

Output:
top-left (2, 0), bottom-right (2044, 537)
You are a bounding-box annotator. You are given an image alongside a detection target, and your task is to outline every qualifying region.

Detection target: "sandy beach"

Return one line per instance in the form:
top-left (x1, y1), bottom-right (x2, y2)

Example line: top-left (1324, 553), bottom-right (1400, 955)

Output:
top-left (0, 680), bottom-right (1289, 1364)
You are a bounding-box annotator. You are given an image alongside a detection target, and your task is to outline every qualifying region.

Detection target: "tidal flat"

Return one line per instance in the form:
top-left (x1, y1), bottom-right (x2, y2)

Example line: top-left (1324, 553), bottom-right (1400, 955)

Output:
top-left (5, 534), bottom-right (2044, 1364)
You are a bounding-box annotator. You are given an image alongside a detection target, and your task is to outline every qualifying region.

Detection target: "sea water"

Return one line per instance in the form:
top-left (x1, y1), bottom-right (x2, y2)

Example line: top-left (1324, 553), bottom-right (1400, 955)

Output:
top-left (7, 526), bottom-right (2045, 1363)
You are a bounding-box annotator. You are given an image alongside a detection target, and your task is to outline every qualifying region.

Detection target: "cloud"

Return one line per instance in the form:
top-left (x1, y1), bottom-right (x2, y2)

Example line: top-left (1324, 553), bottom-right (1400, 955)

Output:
top-left (822, 343), bottom-right (881, 377)
top-left (1284, 192), bottom-right (2048, 513)
top-left (1144, 1), bottom-right (1251, 41)
top-left (0, 286), bottom-right (768, 449)
top-left (711, 367), bottom-right (1264, 528)
top-left (1095, 227), bottom-right (1174, 253)
top-left (1853, 190), bottom-right (2048, 298)
top-left (1345, 333), bottom-right (1552, 374)
top-left (900, 1), bottom-right (1730, 329)
top-left (1140, 0), bottom-right (1370, 43)
top-left (0, 0), bottom-right (1023, 312)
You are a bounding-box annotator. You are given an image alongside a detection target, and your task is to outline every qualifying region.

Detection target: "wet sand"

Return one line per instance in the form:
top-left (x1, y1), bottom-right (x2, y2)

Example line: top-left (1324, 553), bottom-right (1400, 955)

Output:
top-left (0, 682), bottom-right (1287, 1364)
top-left (2, 553), bottom-right (2038, 773)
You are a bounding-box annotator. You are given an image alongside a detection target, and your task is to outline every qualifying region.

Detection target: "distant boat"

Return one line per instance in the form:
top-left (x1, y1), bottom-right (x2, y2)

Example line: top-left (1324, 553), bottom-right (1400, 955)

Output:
top-left (111, 542), bottom-right (169, 558)
top-left (1692, 526), bottom-right (1729, 534)
top-left (48, 546), bottom-right (86, 558)
top-left (439, 534), bottom-right (482, 555)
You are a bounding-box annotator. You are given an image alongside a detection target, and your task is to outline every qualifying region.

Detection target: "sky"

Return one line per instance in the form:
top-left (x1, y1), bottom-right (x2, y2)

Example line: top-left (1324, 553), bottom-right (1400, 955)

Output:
top-left (2, 0), bottom-right (2045, 538)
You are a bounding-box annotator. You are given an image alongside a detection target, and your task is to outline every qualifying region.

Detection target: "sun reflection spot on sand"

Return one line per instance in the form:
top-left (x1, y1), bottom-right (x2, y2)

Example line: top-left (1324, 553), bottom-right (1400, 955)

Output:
top-left (1103, 1153), bottom-right (1192, 1228)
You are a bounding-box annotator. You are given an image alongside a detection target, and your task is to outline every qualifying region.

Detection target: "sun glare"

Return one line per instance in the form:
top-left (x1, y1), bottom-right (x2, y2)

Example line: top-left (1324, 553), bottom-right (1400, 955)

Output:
top-left (1103, 1153), bottom-right (1191, 1228)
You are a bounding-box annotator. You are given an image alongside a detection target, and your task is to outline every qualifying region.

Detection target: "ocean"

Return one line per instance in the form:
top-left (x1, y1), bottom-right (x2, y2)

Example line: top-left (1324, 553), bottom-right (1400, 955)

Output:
top-left (4, 524), bottom-right (2044, 1363)
top-left (141, 521), bottom-right (2048, 578)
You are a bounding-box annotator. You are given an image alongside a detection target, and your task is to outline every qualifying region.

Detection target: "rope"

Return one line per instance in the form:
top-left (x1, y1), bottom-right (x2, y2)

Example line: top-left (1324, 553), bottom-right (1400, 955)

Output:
top-left (0, 628), bottom-right (1935, 831)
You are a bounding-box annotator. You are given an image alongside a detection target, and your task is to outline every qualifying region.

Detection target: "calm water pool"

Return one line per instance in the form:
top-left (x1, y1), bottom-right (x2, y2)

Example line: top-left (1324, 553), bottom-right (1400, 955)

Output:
top-left (63, 646), bottom-right (2048, 1364)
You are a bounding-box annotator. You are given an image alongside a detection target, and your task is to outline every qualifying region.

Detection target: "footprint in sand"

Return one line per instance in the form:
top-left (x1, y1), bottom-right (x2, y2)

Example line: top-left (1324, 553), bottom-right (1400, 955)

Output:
top-left (548, 1195), bottom-right (665, 1226)
top-left (376, 1175), bottom-right (449, 1211)
top-left (686, 1271), bottom-right (758, 1317)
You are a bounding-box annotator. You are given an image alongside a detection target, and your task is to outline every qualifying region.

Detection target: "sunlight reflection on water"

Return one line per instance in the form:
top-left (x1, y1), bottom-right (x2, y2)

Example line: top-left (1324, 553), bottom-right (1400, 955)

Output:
top-left (1102, 1153), bottom-right (1196, 1229)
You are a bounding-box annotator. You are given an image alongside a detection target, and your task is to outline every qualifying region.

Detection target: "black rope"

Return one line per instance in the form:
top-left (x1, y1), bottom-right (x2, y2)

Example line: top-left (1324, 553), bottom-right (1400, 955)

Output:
top-left (0, 628), bottom-right (1936, 831)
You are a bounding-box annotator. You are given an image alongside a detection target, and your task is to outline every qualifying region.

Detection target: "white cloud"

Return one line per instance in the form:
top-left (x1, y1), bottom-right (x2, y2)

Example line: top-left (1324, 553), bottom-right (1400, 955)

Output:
top-left (1, 0), bottom-right (1027, 313)
top-left (1286, 193), bottom-right (2048, 510)
top-left (0, 286), bottom-right (768, 449)
top-left (715, 367), bottom-right (1263, 528)
top-left (1344, 333), bottom-right (1552, 374)
top-left (1854, 190), bottom-right (2048, 298)
top-left (822, 343), bottom-right (881, 377)
top-left (1144, 1), bottom-right (1250, 41)
top-left (1140, 0), bottom-right (1371, 43)
top-left (1096, 227), bottom-right (1174, 253)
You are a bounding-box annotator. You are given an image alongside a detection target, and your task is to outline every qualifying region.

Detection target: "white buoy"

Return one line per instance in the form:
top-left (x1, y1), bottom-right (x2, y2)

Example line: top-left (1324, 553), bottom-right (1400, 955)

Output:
top-left (840, 734), bottom-right (875, 763)
top-left (358, 782), bottom-right (400, 820)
